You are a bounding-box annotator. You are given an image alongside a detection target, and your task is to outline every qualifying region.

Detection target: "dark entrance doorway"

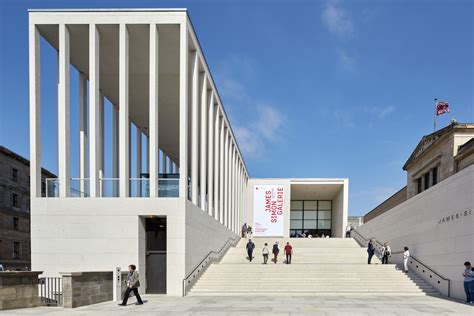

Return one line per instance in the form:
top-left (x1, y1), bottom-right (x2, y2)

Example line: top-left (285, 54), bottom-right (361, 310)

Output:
top-left (145, 216), bottom-right (166, 294)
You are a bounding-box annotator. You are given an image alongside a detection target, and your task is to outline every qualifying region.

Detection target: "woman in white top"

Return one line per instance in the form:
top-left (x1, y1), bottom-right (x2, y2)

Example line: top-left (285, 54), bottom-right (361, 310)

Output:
top-left (403, 247), bottom-right (410, 272)
top-left (262, 243), bottom-right (270, 264)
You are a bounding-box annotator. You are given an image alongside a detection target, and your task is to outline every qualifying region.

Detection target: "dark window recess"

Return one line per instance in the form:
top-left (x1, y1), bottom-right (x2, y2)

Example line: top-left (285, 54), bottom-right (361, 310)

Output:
top-left (12, 193), bottom-right (19, 208)
top-left (12, 168), bottom-right (18, 181)
top-left (13, 242), bottom-right (20, 260)
top-left (416, 178), bottom-right (422, 194)
top-left (41, 182), bottom-right (46, 196)
top-left (13, 217), bottom-right (19, 230)
top-left (432, 167), bottom-right (438, 186)
top-left (424, 172), bottom-right (430, 190)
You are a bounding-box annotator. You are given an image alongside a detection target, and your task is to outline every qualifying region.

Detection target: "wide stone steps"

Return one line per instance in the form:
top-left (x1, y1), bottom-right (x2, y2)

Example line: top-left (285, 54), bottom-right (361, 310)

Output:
top-left (188, 238), bottom-right (437, 296)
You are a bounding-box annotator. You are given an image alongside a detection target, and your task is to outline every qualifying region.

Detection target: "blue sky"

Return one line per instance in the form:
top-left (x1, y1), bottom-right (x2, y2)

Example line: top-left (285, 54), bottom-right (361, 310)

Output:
top-left (0, 0), bottom-right (472, 215)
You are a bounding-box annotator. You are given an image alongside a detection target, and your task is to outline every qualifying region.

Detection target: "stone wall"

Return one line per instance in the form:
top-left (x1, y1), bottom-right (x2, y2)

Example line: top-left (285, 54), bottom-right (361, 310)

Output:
top-left (61, 271), bottom-right (112, 308)
top-left (0, 271), bottom-right (42, 310)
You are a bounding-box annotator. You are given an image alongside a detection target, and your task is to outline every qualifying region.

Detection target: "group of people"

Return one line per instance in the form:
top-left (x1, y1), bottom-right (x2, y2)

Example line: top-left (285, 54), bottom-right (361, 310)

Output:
top-left (246, 239), bottom-right (293, 264)
top-left (366, 239), bottom-right (410, 272)
top-left (241, 223), bottom-right (253, 239)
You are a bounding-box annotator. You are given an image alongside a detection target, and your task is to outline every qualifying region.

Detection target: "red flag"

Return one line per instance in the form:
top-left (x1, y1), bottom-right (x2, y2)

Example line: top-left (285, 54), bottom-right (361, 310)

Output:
top-left (436, 101), bottom-right (449, 116)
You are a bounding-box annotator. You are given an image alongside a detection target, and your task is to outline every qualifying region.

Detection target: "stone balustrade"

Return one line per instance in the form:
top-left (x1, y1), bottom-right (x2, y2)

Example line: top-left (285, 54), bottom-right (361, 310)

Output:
top-left (0, 271), bottom-right (43, 310)
top-left (61, 271), bottom-right (113, 308)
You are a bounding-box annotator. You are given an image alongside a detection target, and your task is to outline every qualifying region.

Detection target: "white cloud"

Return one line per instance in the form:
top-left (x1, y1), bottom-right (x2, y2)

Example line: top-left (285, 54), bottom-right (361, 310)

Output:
top-left (321, 1), bottom-right (355, 38)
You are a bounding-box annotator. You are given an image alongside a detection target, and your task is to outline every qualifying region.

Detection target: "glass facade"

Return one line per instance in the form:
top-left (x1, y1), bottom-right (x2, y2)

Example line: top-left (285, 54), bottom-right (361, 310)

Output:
top-left (290, 200), bottom-right (332, 237)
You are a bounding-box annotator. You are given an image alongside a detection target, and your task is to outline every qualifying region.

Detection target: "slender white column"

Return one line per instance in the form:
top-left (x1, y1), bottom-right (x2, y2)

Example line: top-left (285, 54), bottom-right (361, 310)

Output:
top-left (99, 91), bottom-right (104, 196)
top-left (199, 73), bottom-right (208, 211)
top-left (190, 51), bottom-right (199, 205)
top-left (112, 104), bottom-right (119, 196)
top-left (78, 72), bottom-right (87, 196)
top-left (58, 24), bottom-right (70, 197)
top-left (29, 24), bottom-right (41, 198)
top-left (207, 92), bottom-right (214, 217)
top-left (149, 23), bottom-right (159, 198)
top-left (136, 128), bottom-right (143, 196)
top-left (119, 23), bottom-right (130, 197)
top-left (213, 108), bottom-right (220, 221)
top-left (89, 24), bottom-right (100, 197)
top-left (229, 144), bottom-right (235, 231)
top-left (179, 23), bottom-right (189, 199)
top-left (219, 121), bottom-right (225, 224)
top-left (224, 129), bottom-right (230, 228)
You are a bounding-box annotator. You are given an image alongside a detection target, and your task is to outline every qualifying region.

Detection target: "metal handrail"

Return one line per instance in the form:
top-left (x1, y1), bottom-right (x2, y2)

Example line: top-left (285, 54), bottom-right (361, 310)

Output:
top-left (351, 229), bottom-right (451, 296)
top-left (182, 235), bottom-right (240, 296)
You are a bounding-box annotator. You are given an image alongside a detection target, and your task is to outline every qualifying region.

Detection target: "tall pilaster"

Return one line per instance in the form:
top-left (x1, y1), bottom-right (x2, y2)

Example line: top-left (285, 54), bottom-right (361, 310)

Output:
top-left (179, 23), bottom-right (189, 199)
top-left (207, 92), bottom-right (214, 217)
top-left (224, 129), bottom-right (229, 228)
top-left (213, 108), bottom-right (220, 221)
top-left (58, 24), bottom-right (70, 197)
top-left (199, 73), bottom-right (208, 211)
top-left (191, 51), bottom-right (199, 205)
top-left (89, 24), bottom-right (100, 197)
top-left (219, 121), bottom-right (225, 224)
top-left (149, 23), bottom-right (159, 198)
top-left (119, 23), bottom-right (130, 197)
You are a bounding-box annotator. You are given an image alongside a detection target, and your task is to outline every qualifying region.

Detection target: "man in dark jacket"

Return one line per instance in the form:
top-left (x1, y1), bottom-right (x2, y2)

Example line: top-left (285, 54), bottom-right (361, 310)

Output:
top-left (246, 239), bottom-right (255, 262)
top-left (367, 239), bottom-right (375, 264)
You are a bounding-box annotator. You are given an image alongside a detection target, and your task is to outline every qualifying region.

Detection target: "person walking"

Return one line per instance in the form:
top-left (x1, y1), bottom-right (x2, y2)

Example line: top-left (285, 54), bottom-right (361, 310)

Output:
top-left (403, 247), bottom-right (410, 272)
top-left (367, 239), bottom-right (375, 264)
top-left (241, 223), bottom-right (248, 238)
top-left (284, 242), bottom-right (293, 264)
top-left (381, 242), bottom-right (391, 264)
top-left (119, 264), bottom-right (143, 306)
top-left (246, 239), bottom-right (255, 262)
top-left (345, 225), bottom-right (351, 238)
top-left (247, 226), bottom-right (253, 239)
top-left (462, 261), bottom-right (474, 303)
top-left (272, 241), bottom-right (280, 264)
top-left (262, 243), bottom-right (270, 264)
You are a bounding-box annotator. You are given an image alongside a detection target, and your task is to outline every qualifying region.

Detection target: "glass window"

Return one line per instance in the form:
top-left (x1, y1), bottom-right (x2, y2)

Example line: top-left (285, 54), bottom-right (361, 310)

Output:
top-left (416, 178), bottom-right (422, 194)
top-left (318, 211), bottom-right (332, 220)
top-left (291, 201), bottom-right (303, 210)
top-left (303, 219), bottom-right (317, 229)
top-left (13, 217), bottom-right (19, 230)
top-left (304, 210), bottom-right (317, 219)
top-left (12, 193), bottom-right (19, 208)
top-left (13, 242), bottom-right (20, 260)
top-left (318, 220), bottom-right (332, 229)
top-left (424, 172), bottom-right (430, 190)
top-left (290, 210), bottom-right (303, 220)
top-left (12, 169), bottom-right (18, 182)
top-left (304, 201), bottom-right (317, 210)
top-left (318, 201), bottom-right (332, 211)
top-left (290, 220), bottom-right (303, 229)
top-left (432, 167), bottom-right (438, 185)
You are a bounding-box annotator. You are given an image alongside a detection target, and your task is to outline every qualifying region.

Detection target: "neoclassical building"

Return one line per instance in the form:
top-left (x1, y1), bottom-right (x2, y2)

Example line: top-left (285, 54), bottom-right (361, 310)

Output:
top-left (28, 9), bottom-right (348, 295)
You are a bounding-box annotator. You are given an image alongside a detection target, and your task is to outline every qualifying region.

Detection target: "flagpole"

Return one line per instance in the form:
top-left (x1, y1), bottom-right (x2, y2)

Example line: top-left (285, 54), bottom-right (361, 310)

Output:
top-left (434, 98), bottom-right (437, 132)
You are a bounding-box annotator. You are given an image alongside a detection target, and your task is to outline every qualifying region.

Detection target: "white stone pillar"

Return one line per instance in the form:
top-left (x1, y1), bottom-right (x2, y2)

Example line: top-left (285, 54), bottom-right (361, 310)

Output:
top-left (149, 23), bottom-right (159, 198)
top-left (99, 91), bottom-right (104, 196)
top-left (58, 24), bottom-right (70, 197)
top-left (224, 129), bottom-right (229, 228)
top-left (112, 104), bottom-right (119, 196)
top-left (29, 24), bottom-right (41, 198)
top-left (200, 73), bottom-right (208, 211)
top-left (78, 72), bottom-right (87, 196)
top-left (213, 108), bottom-right (220, 221)
top-left (89, 24), bottom-right (100, 198)
top-left (207, 92), bottom-right (214, 217)
top-left (179, 23), bottom-right (189, 199)
top-left (191, 51), bottom-right (199, 205)
top-left (219, 121), bottom-right (225, 224)
top-left (230, 144), bottom-right (235, 232)
top-left (119, 23), bottom-right (130, 198)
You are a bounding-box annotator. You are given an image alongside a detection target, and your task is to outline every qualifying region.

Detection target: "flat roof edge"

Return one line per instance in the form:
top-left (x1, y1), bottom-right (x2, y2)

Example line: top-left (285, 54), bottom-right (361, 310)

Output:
top-left (28, 8), bottom-right (188, 13)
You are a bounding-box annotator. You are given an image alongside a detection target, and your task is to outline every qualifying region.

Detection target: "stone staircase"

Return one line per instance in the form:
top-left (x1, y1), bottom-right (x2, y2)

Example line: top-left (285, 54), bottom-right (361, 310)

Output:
top-left (188, 238), bottom-right (438, 296)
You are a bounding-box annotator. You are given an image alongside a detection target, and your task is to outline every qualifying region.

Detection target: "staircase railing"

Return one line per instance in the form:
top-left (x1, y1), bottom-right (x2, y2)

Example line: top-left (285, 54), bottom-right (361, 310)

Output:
top-left (182, 235), bottom-right (241, 296)
top-left (351, 229), bottom-right (451, 297)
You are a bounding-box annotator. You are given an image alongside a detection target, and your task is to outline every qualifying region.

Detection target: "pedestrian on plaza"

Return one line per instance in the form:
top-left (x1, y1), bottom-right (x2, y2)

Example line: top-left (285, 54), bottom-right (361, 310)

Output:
top-left (247, 226), bottom-right (253, 239)
top-left (262, 243), bottom-right (270, 264)
top-left (381, 242), bottom-right (391, 264)
top-left (403, 247), bottom-right (410, 272)
top-left (284, 242), bottom-right (293, 264)
top-left (367, 239), bottom-right (375, 264)
top-left (462, 261), bottom-right (474, 304)
top-left (345, 225), bottom-right (351, 238)
top-left (241, 223), bottom-right (248, 238)
top-left (246, 239), bottom-right (255, 262)
top-left (119, 264), bottom-right (143, 306)
top-left (272, 241), bottom-right (280, 264)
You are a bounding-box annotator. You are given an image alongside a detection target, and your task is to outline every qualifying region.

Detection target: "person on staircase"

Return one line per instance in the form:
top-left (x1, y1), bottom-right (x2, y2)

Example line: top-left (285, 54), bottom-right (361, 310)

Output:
top-left (246, 239), bottom-right (255, 262)
top-left (462, 261), bottom-right (474, 304)
top-left (272, 241), bottom-right (280, 264)
top-left (381, 242), bottom-right (391, 264)
top-left (345, 225), bottom-right (352, 238)
top-left (403, 247), bottom-right (410, 272)
top-left (262, 243), bottom-right (270, 264)
top-left (367, 239), bottom-right (375, 264)
top-left (284, 242), bottom-right (293, 264)
top-left (241, 223), bottom-right (248, 238)
top-left (247, 226), bottom-right (253, 239)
